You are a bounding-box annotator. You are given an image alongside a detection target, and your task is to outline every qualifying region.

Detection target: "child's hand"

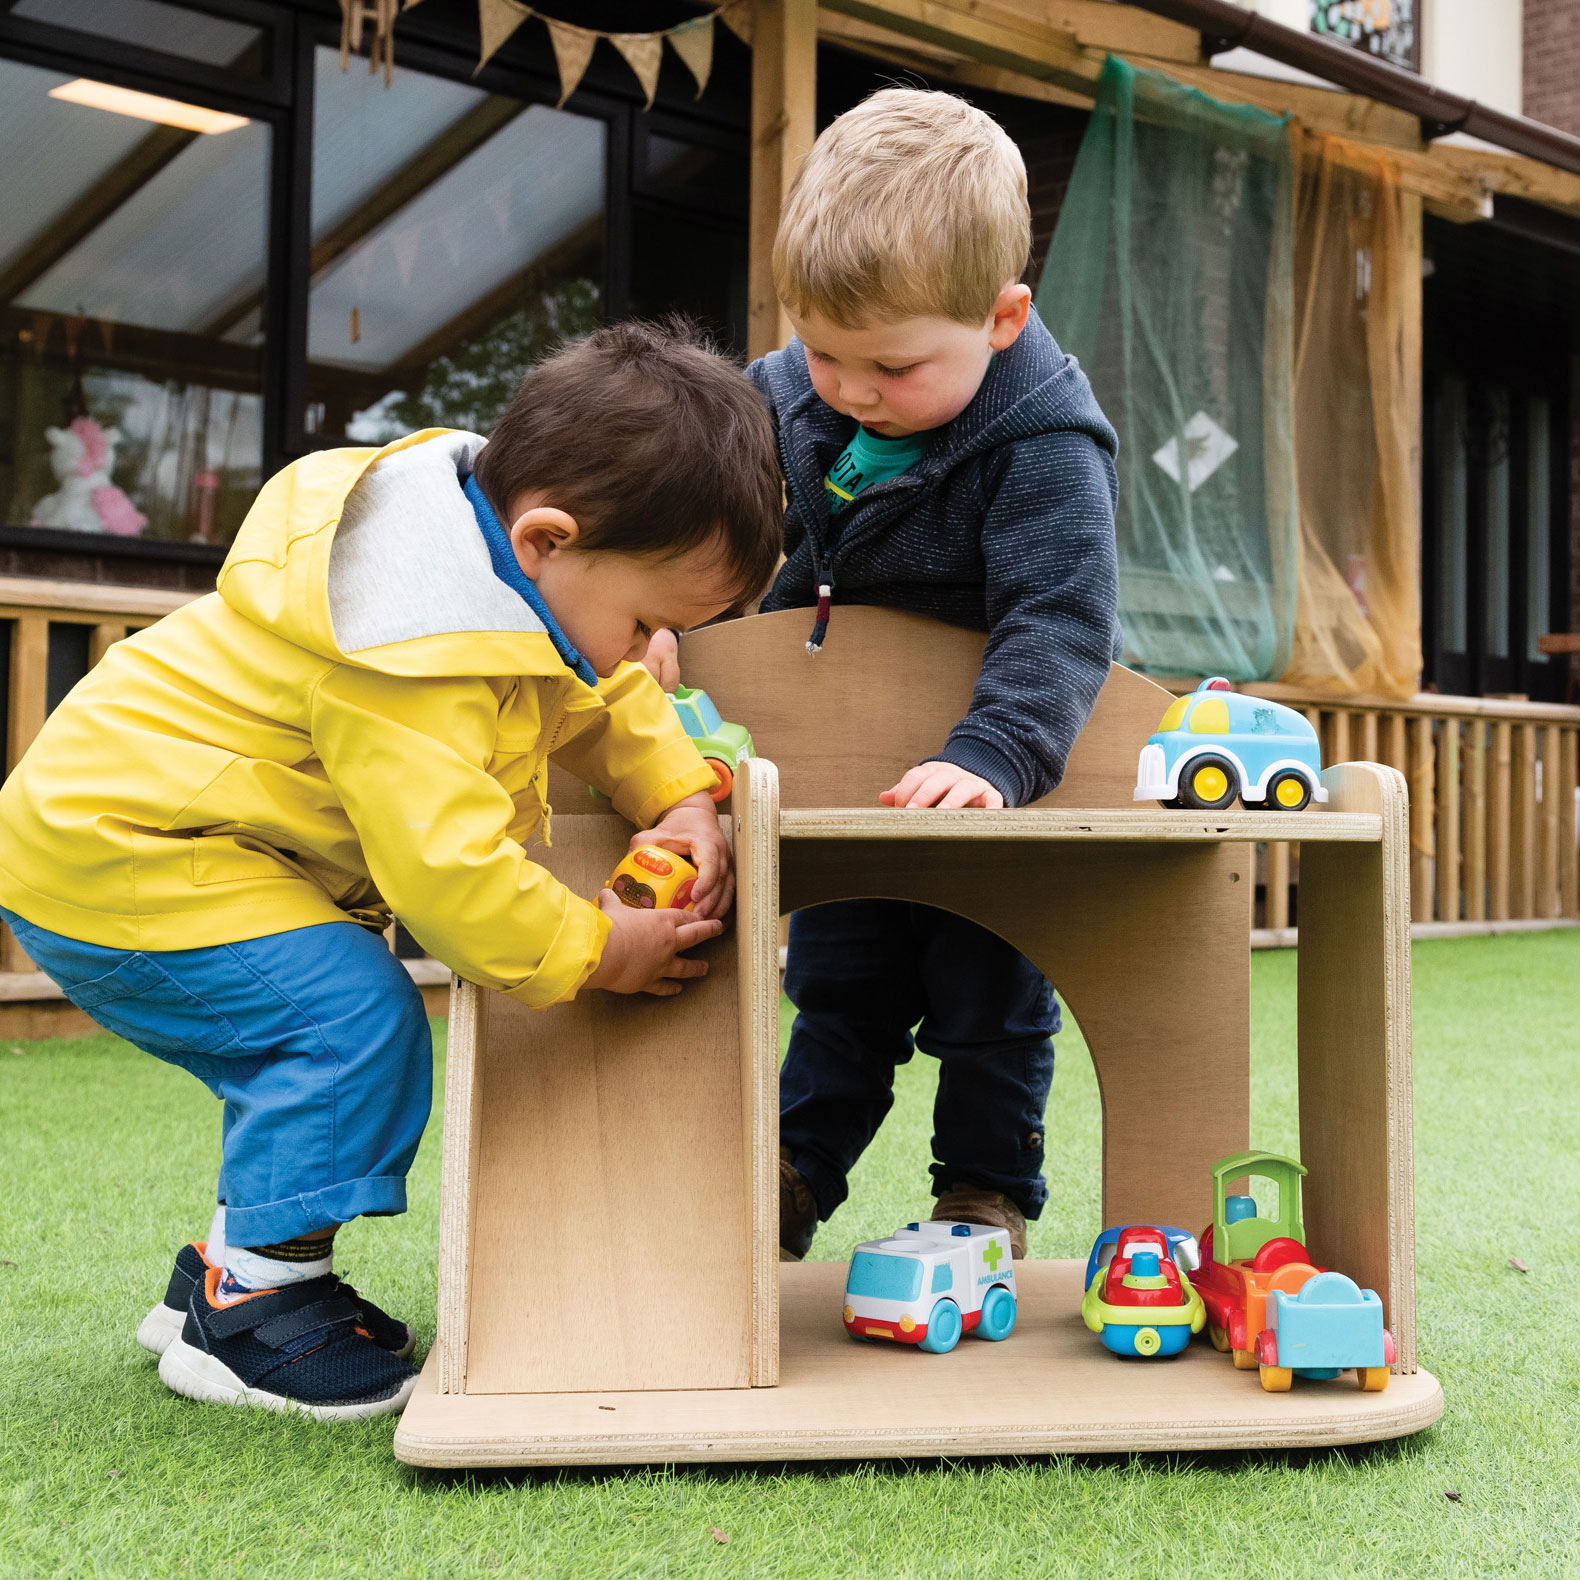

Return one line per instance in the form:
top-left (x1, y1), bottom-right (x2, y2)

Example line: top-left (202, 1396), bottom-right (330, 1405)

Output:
top-left (881, 761), bottom-right (1005, 810)
top-left (641, 628), bottom-right (680, 690)
top-left (585, 889), bottom-right (723, 996)
top-left (628, 791), bottom-right (735, 919)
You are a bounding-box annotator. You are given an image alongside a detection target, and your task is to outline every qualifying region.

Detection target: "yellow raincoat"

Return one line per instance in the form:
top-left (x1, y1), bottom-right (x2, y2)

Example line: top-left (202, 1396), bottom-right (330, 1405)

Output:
top-left (0, 430), bottom-right (715, 1008)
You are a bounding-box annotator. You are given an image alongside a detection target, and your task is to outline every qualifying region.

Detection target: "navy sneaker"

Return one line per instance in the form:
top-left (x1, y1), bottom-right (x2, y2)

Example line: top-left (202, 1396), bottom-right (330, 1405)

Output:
top-left (138, 1243), bottom-right (415, 1361)
top-left (159, 1267), bottom-right (419, 1421)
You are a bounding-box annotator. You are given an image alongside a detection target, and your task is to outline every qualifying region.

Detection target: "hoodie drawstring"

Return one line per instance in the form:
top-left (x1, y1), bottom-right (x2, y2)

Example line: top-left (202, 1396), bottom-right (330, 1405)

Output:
top-left (806, 582), bottom-right (833, 656)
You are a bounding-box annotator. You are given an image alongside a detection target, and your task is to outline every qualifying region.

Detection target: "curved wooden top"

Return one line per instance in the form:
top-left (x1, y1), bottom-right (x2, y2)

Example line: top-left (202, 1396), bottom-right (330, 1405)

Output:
top-left (679, 607), bottom-right (1173, 811)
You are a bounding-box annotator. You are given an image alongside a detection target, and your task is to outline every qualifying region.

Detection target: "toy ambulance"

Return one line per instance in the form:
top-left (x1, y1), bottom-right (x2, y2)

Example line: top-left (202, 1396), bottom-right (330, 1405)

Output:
top-left (842, 1221), bottom-right (1017, 1354)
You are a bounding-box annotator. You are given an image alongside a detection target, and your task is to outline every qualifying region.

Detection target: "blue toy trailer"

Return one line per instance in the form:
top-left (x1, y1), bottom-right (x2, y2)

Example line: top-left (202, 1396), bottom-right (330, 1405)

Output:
top-left (1253, 1270), bottom-right (1395, 1392)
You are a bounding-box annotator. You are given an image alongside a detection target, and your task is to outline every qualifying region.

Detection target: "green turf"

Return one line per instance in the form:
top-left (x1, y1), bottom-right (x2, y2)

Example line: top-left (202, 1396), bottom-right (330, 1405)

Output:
top-left (2, 933), bottom-right (1578, 1579)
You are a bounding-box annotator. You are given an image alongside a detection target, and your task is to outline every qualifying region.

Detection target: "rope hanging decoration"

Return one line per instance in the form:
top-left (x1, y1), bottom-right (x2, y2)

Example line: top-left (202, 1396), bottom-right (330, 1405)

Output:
top-left (337, 1), bottom-right (750, 107)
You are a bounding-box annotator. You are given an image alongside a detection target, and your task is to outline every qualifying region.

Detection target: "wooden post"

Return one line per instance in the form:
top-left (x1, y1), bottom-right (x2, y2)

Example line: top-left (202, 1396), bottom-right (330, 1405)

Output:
top-left (1561, 727), bottom-right (1579, 919)
top-left (1435, 717), bottom-right (1460, 922)
top-left (1489, 720), bottom-right (1511, 920)
top-left (1359, 709), bottom-right (1379, 764)
top-left (1330, 710), bottom-right (1351, 767)
top-left (1512, 723), bottom-right (1537, 918)
top-left (1407, 716), bottom-right (1435, 921)
top-left (748, 0), bottom-right (817, 359)
top-left (1539, 726), bottom-right (1561, 919)
top-left (89, 622), bottom-right (126, 667)
top-left (1463, 720), bottom-right (1487, 922)
top-left (1266, 840), bottom-right (1290, 930)
top-left (1386, 712), bottom-right (1408, 777)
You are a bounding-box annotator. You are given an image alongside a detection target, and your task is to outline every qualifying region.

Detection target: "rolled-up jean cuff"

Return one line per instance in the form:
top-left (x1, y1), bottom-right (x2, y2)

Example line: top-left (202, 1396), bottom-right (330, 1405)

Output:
top-left (224, 1176), bottom-right (408, 1247)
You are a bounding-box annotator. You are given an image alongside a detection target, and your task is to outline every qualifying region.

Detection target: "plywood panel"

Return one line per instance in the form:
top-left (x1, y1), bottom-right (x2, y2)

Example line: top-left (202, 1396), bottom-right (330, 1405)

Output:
top-left (678, 607), bottom-right (1171, 812)
top-left (781, 836), bottom-right (1251, 1235)
top-left (1296, 763), bottom-right (1415, 1371)
top-left (394, 1260), bottom-right (1444, 1468)
top-left (461, 805), bottom-right (774, 1395)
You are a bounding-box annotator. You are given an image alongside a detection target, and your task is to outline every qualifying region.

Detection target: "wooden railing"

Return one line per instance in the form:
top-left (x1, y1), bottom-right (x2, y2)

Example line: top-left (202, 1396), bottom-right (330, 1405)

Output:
top-left (1162, 679), bottom-right (1580, 939)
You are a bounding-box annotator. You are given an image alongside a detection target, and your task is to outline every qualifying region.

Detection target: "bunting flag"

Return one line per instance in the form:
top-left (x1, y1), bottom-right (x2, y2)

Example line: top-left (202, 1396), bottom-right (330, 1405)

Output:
top-left (543, 16), bottom-right (597, 107)
top-left (338, 0), bottom-right (749, 107)
top-left (667, 15), bottom-right (716, 99)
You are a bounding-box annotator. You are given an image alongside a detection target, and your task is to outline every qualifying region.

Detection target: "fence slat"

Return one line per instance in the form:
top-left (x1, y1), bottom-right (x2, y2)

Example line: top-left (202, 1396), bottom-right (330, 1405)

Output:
top-left (1266, 840), bottom-right (1290, 929)
top-left (1408, 716), bottom-right (1435, 921)
top-left (1489, 720), bottom-right (1512, 920)
top-left (1561, 728), bottom-right (1578, 919)
top-left (1386, 713), bottom-right (1408, 777)
top-left (1512, 724), bottom-right (1538, 919)
top-left (1436, 719), bottom-right (1461, 922)
top-left (1330, 710), bottom-right (1351, 765)
top-left (1539, 726), bottom-right (1561, 919)
top-left (89, 623), bottom-right (126, 667)
top-left (1359, 710), bottom-right (1379, 763)
top-left (1463, 720), bottom-right (1487, 922)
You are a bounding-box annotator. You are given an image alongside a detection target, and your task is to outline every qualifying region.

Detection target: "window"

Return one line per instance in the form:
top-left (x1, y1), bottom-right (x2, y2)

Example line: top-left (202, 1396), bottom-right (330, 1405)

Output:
top-left (305, 46), bottom-right (605, 444)
top-left (0, 54), bottom-right (268, 542)
top-left (846, 1253), bottom-right (922, 1303)
top-left (930, 1263), bottom-right (953, 1295)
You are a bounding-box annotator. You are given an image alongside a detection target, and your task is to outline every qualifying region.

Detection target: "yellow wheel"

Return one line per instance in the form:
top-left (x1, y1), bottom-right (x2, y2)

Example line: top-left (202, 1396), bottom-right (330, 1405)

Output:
top-left (1179, 754), bottom-right (1239, 811)
top-left (1265, 770), bottom-right (1313, 812)
top-left (1232, 1346), bottom-right (1258, 1370)
top-left (1133, 1327), bottom-right (1161, 1356)
top-left (1358, 1366), bottom-right (1391, 1392)
top-left (1259, 1364), bottom-right (1293, 1392)
top-left (1208, 1324), bottom-right (1231, 1352)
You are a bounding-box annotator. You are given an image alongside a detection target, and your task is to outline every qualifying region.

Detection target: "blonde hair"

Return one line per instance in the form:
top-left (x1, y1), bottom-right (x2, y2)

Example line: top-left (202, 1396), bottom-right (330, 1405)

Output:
top-left (772, 88), bottom-right (1030, 329)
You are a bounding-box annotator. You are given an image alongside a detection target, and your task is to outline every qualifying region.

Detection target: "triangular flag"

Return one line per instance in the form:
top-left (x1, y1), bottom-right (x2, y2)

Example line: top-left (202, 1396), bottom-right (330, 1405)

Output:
top-left (667, 15), bottom-right (714, 99)
top-left (543, 16), bottom-right (597, 107)
top-left (611, 31), bottom-right (663, 110)
top-left (476, 0), bottom-right (531, 73)
top-left (719, 0), bottom-right (752, 48)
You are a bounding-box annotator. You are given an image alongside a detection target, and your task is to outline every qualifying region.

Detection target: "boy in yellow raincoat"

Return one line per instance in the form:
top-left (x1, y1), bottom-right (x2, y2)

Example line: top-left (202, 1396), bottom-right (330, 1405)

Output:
top-left (0, 322), bottom-right (782, 1420)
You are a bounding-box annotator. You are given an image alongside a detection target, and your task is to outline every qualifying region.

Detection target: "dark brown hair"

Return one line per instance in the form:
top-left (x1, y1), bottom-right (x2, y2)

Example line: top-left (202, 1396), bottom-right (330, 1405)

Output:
top-left (473, 318), bottom-right (782, 605)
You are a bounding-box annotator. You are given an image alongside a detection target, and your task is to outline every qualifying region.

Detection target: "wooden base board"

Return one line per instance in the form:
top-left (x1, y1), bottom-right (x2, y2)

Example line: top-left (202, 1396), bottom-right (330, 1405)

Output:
top-left (394, 1260), bottom-right (1443, 1468)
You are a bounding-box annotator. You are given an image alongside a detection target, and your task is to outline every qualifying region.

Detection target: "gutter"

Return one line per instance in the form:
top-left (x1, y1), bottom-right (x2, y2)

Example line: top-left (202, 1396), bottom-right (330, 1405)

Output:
top-left (1128, 0), bottom-right (1580, 178)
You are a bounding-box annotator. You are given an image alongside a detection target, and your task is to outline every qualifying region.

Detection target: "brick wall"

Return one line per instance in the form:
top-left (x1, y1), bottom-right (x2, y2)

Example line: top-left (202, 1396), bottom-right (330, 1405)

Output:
top-left (995, 102), bottom-right (1089, 290)
top-left (1523, 0), bottom-right (1580, 136)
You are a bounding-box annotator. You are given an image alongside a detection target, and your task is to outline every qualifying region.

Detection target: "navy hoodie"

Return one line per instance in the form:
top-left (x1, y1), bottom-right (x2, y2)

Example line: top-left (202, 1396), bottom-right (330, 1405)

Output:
top-left (749, 308), bottom-right (1121, 807)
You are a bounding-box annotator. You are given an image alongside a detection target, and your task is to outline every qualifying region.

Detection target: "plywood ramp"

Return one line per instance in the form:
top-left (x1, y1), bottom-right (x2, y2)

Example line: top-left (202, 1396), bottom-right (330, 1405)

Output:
top-left (434, 758), bottom-right (780, 1397)
top-left (397, 1261), bottom-right (1443, 1467)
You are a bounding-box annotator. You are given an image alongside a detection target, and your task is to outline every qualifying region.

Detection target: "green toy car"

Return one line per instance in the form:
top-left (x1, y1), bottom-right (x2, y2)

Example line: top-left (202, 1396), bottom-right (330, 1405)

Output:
top-left (668, 685), bottom-right (754, 803)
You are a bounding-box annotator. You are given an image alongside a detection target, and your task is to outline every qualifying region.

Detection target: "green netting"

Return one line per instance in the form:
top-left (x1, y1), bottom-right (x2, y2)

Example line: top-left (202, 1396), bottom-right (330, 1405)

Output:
top-left (1036, 56), bottom-right (1299, 681)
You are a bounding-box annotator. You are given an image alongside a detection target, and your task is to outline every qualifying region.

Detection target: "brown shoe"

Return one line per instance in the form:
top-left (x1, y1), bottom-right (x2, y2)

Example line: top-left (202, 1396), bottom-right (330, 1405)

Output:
top-left (779, 1145), bottom-right (817, 1262)
top-left (931, 1186), bottom-right (1028, 1259)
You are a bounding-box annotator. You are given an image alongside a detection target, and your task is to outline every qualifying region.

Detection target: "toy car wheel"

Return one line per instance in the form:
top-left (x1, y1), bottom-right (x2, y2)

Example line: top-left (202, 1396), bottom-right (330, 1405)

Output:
top-left (1177, 754), bottom-right (1239, 811)
top-left (1259, 1364), bottom-right (1293, 1392)
top-left (1231, 1346), bottom-right (1258, 1371)
top-left (1207, 1324), bottom-right (1231, 1353)
top-left (918, 1299), bottom-right (962, 1354)
top-left (1258, 769), bottom-right (1312, 812)
top-left (704, 757), bottom-right (734, 803)
top-left (1358, 1366), bottom-right (1390, 1392)
top-left (976, 1286), bottom-right (1017, 1342)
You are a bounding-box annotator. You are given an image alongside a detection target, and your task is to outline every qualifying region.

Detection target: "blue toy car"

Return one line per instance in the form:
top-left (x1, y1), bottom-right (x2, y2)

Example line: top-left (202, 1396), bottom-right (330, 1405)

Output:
top-left (1252, 1269), bottom-right (1395, 1392)
top-left (1134, 677), bottom-right (1327, 812)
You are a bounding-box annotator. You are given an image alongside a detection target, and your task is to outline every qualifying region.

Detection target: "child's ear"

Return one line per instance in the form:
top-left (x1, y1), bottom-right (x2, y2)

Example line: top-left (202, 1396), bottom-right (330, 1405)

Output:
top-left (987, 282), bottom-right (1033, 351)
top-left (507, 505), bottom-right (580, 578)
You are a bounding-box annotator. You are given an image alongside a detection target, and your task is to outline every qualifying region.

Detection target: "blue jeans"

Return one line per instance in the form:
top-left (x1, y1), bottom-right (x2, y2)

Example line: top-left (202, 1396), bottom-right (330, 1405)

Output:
top-left (781, 900), bottom-right (1059, 1221)
top-left (2, 909), bottom-right (432, 1247)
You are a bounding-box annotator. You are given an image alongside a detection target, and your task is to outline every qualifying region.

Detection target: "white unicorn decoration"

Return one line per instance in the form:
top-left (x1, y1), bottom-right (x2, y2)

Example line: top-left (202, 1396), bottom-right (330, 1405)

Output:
top-left (30, 416), bottom-right (147, 536)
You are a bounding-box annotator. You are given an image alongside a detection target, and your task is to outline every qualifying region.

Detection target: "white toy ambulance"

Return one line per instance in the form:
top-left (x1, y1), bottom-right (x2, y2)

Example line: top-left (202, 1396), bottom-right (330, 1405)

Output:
top-left (842, 1221), bottom-right (1018, 1353)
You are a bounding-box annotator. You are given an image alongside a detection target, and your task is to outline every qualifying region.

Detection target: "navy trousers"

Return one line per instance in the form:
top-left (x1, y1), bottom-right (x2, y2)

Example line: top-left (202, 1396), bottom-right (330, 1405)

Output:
top-left (781, 900), bottom-right (1059, 1221)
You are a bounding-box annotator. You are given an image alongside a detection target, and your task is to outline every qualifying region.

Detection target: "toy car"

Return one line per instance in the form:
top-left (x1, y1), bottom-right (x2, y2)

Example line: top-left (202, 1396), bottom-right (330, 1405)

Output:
top-left (669, 685), bottom-right (755, 803)
top-left (1080, 1224), bottom-right (1206, 1357)
top-left (1191, 1150), bottom-right (1324, 1371)
top-left (1134, 677), bottom-right (1327, 812)
top-left (604, 845), bottom-right (698, 911)
top-left (1253, 1270), bottom-right (1395, 1393)
top-left (842, 1221), bottom-right (1017, 1353)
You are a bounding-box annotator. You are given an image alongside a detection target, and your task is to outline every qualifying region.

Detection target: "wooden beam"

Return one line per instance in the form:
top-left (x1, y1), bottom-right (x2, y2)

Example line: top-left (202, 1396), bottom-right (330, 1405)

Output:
top-left (748, 0), bottom-right (818, 359)
top-left (1432, 143), bottom-right (1580, 220)
top-left (204, 93), bottom-right (526, 339)
top-left (0, 124), bottom-right (196, 305)
top-left (1, 305), bottom-right (260, 393)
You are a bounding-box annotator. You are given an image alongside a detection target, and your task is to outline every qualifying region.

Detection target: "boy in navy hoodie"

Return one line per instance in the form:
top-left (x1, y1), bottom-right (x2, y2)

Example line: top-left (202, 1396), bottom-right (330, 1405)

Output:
top-left (649, 88), bottom-right (1120, 1258)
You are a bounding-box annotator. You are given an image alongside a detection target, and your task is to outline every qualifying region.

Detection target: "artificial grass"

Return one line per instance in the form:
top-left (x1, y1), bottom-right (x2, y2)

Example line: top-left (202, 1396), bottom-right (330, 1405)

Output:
top-left (1, 933), bottom-right (1577, 1579)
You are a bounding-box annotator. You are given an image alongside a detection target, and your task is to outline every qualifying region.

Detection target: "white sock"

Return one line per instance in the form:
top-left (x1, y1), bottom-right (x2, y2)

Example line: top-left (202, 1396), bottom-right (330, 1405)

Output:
top-left (218, 1240), bottom-right (333, 1296)
top-left (205, 1203), bottom-right (228, 1269)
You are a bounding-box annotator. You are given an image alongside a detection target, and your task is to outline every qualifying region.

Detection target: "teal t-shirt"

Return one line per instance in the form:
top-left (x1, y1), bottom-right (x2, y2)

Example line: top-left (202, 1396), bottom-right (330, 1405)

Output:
top-left (825, 425), bottom-right (929, 515)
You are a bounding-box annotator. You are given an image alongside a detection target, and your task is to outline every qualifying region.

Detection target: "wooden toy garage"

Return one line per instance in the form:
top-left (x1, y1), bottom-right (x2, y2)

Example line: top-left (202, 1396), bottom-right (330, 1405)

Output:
top-left (393, 608), bottom-right (1443, 1468)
